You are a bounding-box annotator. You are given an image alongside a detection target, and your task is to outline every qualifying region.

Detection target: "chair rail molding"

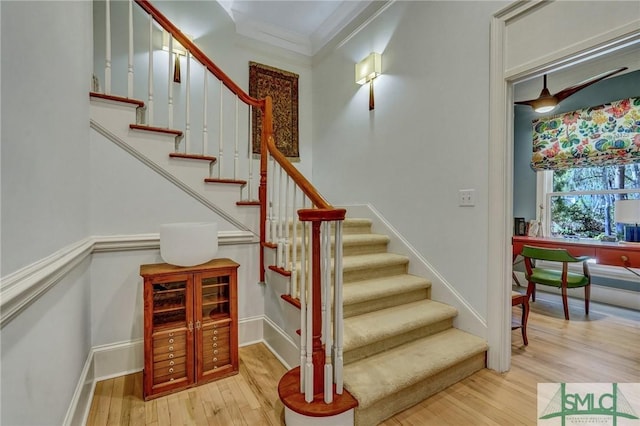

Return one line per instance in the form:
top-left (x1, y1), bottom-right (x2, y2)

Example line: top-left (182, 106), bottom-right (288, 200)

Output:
top-left (0, 231), bottom-right (256, 327)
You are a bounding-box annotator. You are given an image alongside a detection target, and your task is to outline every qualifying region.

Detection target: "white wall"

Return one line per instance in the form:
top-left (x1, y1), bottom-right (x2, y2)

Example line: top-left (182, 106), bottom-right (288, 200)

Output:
top-left (312, 1), bottom-right (505, 320)
top-left (1, 1), bottom-right (93, 275)
top-left (0, 1), bottom-right (94, 425)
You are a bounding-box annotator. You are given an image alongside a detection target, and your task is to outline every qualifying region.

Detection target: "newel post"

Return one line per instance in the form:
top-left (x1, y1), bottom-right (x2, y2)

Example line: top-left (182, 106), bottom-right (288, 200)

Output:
top-left (298, 208), bottom-right (346, 397)
top-left (259, 96), bottom-right (273, 282)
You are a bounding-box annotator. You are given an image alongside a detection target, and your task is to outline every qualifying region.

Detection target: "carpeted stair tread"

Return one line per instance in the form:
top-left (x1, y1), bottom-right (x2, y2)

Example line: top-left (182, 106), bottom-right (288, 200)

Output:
top-left (343, 328), bottom-right (488, 409)
top-left (343, 299), bottom-right (457, 352)
top-left (343, 274), bottom-right (431, 306)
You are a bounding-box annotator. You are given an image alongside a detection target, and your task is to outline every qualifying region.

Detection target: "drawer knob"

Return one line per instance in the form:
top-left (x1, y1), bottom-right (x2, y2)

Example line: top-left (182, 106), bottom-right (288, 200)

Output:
top-left (213, 330), bottom-right (218, 335)
top-left (168, 353), bottom-right (174, 359)
top-left (214, 350), bottom-right (218, 355)
top-left (213, 343), bottom-right (218, 348)
top-left (213, 336), bottom-right (218, 341)
top-left (169, 332), bottom-right (174, 337)
top-left (169, 346), bottom-right (174, 351)
top-left (169, 360), bottom-right (174, 366)
top-left (169, 338), bottom-right (174, 344)
top-left (213, 357), bottom-right (218, 362)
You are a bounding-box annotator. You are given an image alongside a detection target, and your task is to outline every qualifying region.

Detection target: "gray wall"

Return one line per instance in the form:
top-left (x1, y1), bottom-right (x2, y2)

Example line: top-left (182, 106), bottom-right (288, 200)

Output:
top-left (312, 1), bottom-right (507, 320)
top-left (1, 1), bottom-right (93, 424)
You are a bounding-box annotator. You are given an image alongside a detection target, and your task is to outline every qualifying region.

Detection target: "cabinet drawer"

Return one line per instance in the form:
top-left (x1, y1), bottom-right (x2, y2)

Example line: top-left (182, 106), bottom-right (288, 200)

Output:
top-left (153, 361), bottom-right (187, 385)
top-left (203, 345), bottom-right (230, 358)
top-left (202, 326), bottom-right (230, 343)
top-left (597, 247), bottom-right (640, 267)
top-left (153, 334), bottom-right (186, 357)
top-left (202, 354), bottom-right (231, 371)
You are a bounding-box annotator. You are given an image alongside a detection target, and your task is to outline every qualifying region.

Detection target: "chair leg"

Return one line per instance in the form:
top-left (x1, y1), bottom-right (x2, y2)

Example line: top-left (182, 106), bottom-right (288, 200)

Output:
top-left (521, 298), bottom-right (529, 346)
top-left (585, 285), bottom-right (590, 315)
top-left (527, 281), bottom-right (536, 302)
top-left (562, 287), bottom-right (569, 320)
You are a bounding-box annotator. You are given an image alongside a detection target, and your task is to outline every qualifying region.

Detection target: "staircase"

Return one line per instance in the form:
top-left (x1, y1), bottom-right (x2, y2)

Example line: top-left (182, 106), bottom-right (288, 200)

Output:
top-left (277, 218), bottom-right (487, 425)
top-left (92, 1), bottom-right (487, 424)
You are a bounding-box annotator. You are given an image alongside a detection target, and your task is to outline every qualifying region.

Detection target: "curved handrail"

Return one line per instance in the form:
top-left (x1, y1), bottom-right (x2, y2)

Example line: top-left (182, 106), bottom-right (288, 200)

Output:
top-left (134, 0), bottom-right (263, 109)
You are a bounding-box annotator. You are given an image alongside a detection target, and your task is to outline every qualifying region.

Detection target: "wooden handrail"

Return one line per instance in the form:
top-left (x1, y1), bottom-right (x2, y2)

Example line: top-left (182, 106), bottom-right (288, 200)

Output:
top-left (134, 0), bottom-right (263, 109)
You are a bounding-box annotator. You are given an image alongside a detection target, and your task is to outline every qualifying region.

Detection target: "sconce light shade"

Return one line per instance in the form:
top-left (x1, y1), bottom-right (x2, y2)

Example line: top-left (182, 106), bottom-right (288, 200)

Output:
top-left (162, 30), bottom-right (191, 56)
top-left (160, 222), bottom-right (218, 266)
top-left (355, 52), bottom-right (381, 85)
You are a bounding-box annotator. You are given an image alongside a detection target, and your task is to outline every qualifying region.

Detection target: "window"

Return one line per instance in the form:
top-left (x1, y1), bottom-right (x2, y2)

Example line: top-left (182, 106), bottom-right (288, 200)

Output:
top-left (541, 165), bottom-right (640, 239)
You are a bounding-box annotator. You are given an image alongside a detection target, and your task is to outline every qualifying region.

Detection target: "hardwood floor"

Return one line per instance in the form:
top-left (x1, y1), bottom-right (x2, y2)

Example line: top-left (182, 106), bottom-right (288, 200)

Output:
top-left (87, 291), bottom-right (639, 425)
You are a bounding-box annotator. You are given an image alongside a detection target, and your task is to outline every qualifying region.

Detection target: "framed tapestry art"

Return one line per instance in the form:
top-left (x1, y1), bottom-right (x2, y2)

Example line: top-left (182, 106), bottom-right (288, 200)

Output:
top-left (249, 62), bottom-right (299, 158)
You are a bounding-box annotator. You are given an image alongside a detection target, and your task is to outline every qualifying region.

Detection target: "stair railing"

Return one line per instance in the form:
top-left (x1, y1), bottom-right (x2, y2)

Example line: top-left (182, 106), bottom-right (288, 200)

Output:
top-left (97, 0), bottom-right (348, 406)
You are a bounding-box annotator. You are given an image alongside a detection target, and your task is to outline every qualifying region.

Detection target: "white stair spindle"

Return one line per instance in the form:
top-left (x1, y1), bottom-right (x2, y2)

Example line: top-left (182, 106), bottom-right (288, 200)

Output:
top-left (291, 187), bottom-right (298, 299)
top-left (218, 80), bottom-right (224, 178)
top-left (185, 52), bottom-right (191, 153)
top-left (323, 221), bottom-right (333, 403)
top-left (270, 157), bottom-right (277, 244)
top-left (147, 15), bottom-right (154, 125)
top-left (299, 218), bottom-right (307, 393)
top-left (247, 108), bottom-right (253, 201)
top-left (234, 96), bottom-right (239, 180)
top-left (277, 165), bottom-right (285, 268)
top-left (203, 71), bottom-right (208, 157)
top-left (304, 220), bottom-right (314, 403)
top-left (334, 220), bottom-right (344, 394)
top-left (105, 0), bottom-right (111, 94)
top-left (168, 36), bottom-right (174, 129)
top-left (265, 154), bottom-right (272, 244)
top-left (284, 175), bottom-right (291, 273)
top-left (127, 0), bottom-right (133, 98)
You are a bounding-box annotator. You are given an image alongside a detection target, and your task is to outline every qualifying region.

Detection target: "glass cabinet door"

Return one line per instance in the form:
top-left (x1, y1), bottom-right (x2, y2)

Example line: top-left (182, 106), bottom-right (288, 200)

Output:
top-left (152, 279), bottom-right (188, 330)
top-left (200, 275), bottom-right (230, 321)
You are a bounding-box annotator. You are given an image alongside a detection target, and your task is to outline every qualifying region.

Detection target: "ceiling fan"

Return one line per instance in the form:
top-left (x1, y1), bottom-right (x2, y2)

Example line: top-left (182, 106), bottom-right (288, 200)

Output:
top-left (515, 66), bottom-right (628, 113)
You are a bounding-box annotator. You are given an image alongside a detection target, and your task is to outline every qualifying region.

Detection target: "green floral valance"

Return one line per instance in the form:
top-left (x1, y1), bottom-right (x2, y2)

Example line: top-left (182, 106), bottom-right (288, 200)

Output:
top-left (531, 97), bottom-right (640, 171)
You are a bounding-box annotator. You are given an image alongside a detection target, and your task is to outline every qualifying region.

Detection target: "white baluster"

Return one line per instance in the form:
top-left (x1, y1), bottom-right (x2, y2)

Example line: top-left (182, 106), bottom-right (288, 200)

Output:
top-left (127, 0), bottom-right (133, 98)
top-left (105, 0), bottom-right (111, 94)
top-left (203, 72), bottom-right (208, 157)
top-left (234, 96), bottom-right (239, 180)
top-left (168, 36), bottom-right (174, 129)
top-left (304, 220), bottom-right (314, 403)
top-left (284, 175), bottom-right (291, 273)
top-left (185, 52), bottom-right (191, 153)
top-left (299, 218), bottom-right (307, 393)
top-left (147, 15), bottom-right (154, 125)
top-left (334, 220), bottom-right (344, 394)
top-left (291, 187), bottom-right (298, 299)
top-left (323, 221), bottom-right (333, 403)
top-left (277, 165), bottom-right (285, 268)
top-left (270, 157), bottom-right (277, 244)
top-left (218, 80), bottom-right (224, 178)
top-left (265, 154), bottom-right (272, 244)
top-left (247, 108), bottom-right (253, 201)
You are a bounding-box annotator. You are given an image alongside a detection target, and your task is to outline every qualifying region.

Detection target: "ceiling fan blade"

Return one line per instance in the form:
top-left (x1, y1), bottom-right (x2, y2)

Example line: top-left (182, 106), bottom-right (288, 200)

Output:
top-left (553, 66), bottom-right (628, 102)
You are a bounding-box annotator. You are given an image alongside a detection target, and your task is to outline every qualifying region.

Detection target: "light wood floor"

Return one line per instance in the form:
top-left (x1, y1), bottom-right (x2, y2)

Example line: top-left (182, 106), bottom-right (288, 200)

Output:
top-left (87, 291), bottom-right (639, 425)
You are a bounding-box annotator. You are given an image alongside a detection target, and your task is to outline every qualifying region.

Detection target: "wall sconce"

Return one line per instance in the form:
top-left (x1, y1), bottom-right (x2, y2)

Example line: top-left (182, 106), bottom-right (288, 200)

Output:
top-left (162, 30), bottom-right (192, 83)
top-left (355, 52), bottom-right (382, 111)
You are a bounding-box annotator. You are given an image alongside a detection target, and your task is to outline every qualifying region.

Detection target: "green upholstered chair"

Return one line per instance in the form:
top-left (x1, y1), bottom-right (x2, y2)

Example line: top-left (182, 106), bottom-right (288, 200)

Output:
top-left (522, 245), bottom-right (591, 320)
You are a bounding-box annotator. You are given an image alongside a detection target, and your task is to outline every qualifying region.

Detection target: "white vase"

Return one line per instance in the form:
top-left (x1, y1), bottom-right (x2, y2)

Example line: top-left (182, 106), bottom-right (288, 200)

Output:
top-left (160, 222), bottom-right (218, 266)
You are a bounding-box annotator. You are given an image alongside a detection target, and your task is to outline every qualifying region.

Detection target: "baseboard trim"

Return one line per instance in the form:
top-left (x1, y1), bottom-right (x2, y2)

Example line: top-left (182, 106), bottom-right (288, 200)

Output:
top-left (67, 315), bottom-right (287, 426)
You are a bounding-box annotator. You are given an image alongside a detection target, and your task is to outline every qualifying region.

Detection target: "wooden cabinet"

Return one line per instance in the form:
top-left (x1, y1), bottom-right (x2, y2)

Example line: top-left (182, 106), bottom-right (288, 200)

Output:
top-left (140, 258), bottom-right (239, 400)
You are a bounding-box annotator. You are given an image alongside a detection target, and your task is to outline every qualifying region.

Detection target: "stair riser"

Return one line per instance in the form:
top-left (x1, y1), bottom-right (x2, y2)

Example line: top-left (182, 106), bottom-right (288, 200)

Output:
top-left (343, 288), bottom-right (430, 318)
top-left (343, 262), bottom-right (408, 283)
top-left (353, 352), bottom-right (486, 426)
top-left (344, 318), bottom-right (454, 365)
top-left (285, 221), bottom-right (372, 235)
top-left (285, 241), bottom-right (388, 258)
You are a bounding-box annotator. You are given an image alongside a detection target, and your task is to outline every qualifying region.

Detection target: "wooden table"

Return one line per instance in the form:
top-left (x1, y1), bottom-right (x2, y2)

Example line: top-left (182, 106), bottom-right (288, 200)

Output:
top-left (512, 236), bottom-right (640, 269)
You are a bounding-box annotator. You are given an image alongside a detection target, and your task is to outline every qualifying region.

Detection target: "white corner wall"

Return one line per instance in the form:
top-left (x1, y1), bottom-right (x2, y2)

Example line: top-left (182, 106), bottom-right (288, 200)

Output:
top-left (0, 1), bottom-right (94, 425)
top-left (312, 1), bottom-right (507, 321)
